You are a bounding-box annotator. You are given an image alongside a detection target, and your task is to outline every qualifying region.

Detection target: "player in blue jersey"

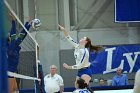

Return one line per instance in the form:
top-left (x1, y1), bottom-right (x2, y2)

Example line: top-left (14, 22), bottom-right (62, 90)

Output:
top-left (59, 25), bottom-right (103, 93)
top-left (7, 14), bottom-right (32, 93)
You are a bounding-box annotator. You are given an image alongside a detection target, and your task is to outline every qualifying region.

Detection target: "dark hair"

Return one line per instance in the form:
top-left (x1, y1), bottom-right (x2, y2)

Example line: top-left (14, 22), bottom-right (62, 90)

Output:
top-left (76, 78), bottom-right (87, 89)
top-left (7, 37), bottom-right (10, 42)
top-left (99, 78), bottom-right (105, 82)
top-left (7, 36), bottom-right (11, 46)
top-left (85, 37), bottom-right (103, 52)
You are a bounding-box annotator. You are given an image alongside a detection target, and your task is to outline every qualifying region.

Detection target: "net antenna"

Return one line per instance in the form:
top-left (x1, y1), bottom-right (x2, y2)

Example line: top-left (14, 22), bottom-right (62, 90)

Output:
top-left (33, 0), bottom-right (40, 32)
top-left (4, 0), bottom-right (40, 81)
top-left (34, 0), bottom-right (37, 19)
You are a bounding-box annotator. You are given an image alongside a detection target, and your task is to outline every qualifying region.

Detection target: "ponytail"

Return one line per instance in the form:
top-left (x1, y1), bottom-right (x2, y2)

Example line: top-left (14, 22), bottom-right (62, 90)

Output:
top-left (90, 45), bottom-right (103, 52)
top-left (84, 83), bottom-right (88, 88)
top-left (85, 37), bottom-right (103, 52)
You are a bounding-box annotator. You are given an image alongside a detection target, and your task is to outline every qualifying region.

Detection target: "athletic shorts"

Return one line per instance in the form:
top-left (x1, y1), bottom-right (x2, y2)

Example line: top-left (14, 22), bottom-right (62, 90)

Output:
top-left (77, 67), bottom-right (92, 77)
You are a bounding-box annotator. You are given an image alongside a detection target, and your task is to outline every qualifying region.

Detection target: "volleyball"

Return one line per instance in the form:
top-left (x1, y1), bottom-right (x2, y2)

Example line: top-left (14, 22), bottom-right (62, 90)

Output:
top-left (31, 19), bottom-right (41, 29)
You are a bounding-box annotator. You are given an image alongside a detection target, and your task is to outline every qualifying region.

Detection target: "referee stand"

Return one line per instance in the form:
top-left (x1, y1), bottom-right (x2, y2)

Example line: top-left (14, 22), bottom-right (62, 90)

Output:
top-left (0, 0), bottom-right (8, 93)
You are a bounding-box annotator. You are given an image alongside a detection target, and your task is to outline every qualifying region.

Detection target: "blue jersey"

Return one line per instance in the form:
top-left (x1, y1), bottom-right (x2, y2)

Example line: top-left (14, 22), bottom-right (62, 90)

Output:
top-left (7, 20), bottom-right (31, 72)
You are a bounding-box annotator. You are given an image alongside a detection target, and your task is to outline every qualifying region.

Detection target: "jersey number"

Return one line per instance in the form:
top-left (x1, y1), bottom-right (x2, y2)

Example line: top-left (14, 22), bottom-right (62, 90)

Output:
top-left (79, 90), bottom-right (89, 93)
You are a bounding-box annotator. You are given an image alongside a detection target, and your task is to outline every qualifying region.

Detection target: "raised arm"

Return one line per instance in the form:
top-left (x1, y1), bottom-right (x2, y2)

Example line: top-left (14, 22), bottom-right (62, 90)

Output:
top-left (9, 13), bottom-right (16, 40)
top-left (58, 24), bottom-right (78, 48)
top-left (9, 19), bottom-right (16, 50)
top-left (15, 21), bottom-right (31, 46)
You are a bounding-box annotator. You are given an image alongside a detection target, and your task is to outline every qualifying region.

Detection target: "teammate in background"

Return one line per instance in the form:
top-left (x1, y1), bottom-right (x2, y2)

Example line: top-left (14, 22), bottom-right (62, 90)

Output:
top-left (59, 25), bottom-right (103, 93)
top-left (112, 67), bottom-right (128, 86)
top-left (7, 13), bottom-right (32, 93)
top-left (73, 78), bottom-right (90, 93)
top-left (133, 69), bottom-right (140, 93)
top-left (44, 65), bottom-right (64, 93)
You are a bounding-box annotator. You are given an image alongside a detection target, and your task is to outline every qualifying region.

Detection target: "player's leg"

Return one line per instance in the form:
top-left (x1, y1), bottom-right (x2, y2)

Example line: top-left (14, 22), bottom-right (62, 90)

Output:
top-left (81, 74), bottom-right (91, 84)
top-left (8, 77), bottom-right (19, 93)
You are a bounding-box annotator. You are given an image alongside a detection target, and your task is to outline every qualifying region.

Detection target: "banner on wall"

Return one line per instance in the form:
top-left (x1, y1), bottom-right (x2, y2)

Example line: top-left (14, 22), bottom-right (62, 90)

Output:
top-left (115, 0), bottom-right (140, 22)
top-left (89, 44), bottom-right (140, 74)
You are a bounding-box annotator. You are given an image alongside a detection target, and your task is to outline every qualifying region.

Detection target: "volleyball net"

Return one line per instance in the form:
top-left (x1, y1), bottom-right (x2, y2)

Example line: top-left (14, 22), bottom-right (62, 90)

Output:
top-left (4, 0), bottom-right (42, 91)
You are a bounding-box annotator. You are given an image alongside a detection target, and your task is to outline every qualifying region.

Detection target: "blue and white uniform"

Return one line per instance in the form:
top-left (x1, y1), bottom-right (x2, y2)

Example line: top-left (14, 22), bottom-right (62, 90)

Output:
top-left (66, 35), bottom-right (92, 77)
top-left (73, 88), bottom-right (90, 93)
top-left (7, 20), bottom-right (31, 72)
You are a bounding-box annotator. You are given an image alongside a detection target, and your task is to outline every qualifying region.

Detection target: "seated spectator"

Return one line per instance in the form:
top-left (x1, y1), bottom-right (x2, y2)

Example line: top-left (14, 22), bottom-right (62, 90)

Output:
top-left (112, 67), bottom-right (128, 86)
top-left (99, 78), bottom-right (106, 86)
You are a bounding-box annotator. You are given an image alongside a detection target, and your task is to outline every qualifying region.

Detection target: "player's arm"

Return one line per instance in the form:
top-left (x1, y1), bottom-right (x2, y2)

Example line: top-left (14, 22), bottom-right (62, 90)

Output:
top-left (10, 20), bottom-right (16, 40)
top-left (15, 21), bottom-right (31, 46)
top-left (9, 13), bottom-right (16, 40)
top-left (18, 22), bottom-right (31, 39)
top-left (9, 19), bottom-right (16, 49)
top-left (58, 24), bottom-right (78, 48)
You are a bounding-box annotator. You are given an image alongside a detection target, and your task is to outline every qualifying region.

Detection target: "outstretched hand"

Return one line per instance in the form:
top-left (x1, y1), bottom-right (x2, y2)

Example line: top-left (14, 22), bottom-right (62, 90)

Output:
top-left (58, 24), bottom-right (69, 36)
top-left (58, 24), bottom-right (65, 31)
top-left (63, 63), bottom-right (69, 69)
top-left (9, 12), bottom-right (15, 21)
top-left (28, 17), bottom-right (33, 25)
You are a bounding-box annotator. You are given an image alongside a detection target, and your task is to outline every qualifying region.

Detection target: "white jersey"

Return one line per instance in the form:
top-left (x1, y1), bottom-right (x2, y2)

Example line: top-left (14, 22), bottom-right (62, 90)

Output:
top-left (133, 70), bottom-right (140, 93)
top-left (73, 88), bottom-right (90, 93)
top-left (44, 73), bottom-right (64, 93)
top-left (66, 35), bottom-right (91, 69)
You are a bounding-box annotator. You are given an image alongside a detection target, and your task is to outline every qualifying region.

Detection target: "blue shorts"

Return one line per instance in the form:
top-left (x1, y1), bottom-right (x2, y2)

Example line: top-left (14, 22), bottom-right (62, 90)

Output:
top-left (77, 67), bottom-right (92, 77)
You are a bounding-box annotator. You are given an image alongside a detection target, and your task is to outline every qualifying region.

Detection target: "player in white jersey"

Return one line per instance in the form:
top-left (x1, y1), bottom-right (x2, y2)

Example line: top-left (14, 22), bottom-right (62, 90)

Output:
top-left (59, 25), bottom-right (103, 93)
top-left (133, 69), bottom-right (140, 93)
top-left (73, 78), bottom-right (90, 93)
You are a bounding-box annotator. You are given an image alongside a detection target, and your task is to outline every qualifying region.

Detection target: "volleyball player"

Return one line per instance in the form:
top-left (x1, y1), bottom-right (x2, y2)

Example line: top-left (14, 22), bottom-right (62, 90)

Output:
top-left (133, 69), bottom-right (140, 93)
top-left (59, 25), bottom-right (103, 93)
top-left (73, 78), bottom-right (90, 93)
top-left (7, 14), bottom-right (32, 93)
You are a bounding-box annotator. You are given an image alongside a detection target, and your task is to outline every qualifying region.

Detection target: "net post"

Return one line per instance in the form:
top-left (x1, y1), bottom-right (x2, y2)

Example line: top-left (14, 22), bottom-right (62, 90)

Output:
top-left (36, 44), bottom-right (39, 79)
